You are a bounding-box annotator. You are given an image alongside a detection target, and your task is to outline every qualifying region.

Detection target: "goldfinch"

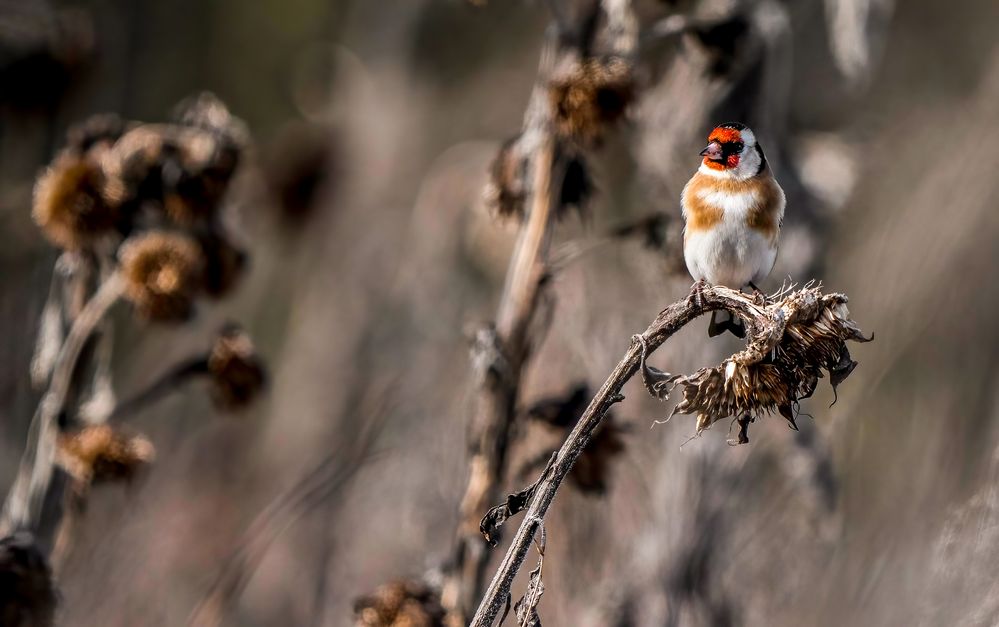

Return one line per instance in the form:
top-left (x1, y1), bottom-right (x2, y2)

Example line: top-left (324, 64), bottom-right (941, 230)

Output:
top-left (681, 123), bottom-right (785, 337)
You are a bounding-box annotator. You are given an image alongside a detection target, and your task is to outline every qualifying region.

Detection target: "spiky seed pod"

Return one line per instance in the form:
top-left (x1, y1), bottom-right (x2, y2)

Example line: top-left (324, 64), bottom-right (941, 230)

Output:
top-left (549, 57), bottom-right (635, 144)
top-left (56, 424), bottom-right (155, 485)
top-left (207, 325), bottom-right (265, 410)
top-left (32, 151), bottom-right (118, 250)
top-left (353, 580), bottom-right (451, 627)
top-left (119, 231), bottom-right (204, 321)
top-left (0, 533), bottom-right (57, 627)
top-left (483, 136), bottom-right (527, 220)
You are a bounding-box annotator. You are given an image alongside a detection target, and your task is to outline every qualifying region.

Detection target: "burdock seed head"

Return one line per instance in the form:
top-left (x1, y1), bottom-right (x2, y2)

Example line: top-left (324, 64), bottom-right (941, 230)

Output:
top-left (207, 324), bottom-right (265, 411)
top-left (56, 424), bottom-right (155, 486)
top-left (119, 231), bottom-right (204, 321)
top-left (549, 56), bottom-right (634, 144)
top-left (32, 151), bottom-right (118, 250)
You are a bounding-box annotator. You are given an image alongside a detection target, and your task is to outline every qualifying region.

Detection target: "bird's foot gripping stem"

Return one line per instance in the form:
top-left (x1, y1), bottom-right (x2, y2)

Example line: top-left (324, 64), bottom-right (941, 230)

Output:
top-left (687, 278), bottom-right (709, 308)
top-left (747, 281), bottom-right (767, 306)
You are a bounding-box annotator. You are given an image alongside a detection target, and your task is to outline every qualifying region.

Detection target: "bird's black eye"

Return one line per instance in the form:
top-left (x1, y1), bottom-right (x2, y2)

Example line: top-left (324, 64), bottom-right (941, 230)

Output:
top-left (730, 141), bottom-right (744, 152)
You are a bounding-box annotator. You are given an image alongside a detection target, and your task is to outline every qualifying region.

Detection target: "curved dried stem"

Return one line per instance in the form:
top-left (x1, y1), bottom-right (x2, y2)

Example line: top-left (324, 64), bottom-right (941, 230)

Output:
top-left (1, 272), bottom-right (124, 542)
top-left (470, 283), bottom-right (869, 626)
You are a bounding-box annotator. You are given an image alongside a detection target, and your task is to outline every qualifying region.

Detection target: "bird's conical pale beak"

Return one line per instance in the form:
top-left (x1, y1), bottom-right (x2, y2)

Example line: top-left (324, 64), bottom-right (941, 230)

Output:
top-left (700, 141), bottom-right (723, 160)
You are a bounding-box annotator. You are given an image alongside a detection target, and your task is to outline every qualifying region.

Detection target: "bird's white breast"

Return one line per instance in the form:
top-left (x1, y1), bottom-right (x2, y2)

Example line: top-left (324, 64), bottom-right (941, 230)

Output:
top-left (683, 187), bottom-right (778, 288)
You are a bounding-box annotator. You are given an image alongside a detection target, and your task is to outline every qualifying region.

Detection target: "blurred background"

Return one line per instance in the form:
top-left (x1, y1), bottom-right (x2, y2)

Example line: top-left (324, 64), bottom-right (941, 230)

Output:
top-left (1, 0), bottom-right (998, 625)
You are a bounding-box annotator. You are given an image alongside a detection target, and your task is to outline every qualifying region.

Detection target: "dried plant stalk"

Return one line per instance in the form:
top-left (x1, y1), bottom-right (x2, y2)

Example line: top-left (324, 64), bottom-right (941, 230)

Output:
top-left (470, 283), bottom-right (869, 626)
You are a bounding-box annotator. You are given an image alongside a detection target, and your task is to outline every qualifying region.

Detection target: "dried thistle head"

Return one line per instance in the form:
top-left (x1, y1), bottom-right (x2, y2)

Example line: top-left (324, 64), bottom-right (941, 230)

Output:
top-left (0, 533), bottom-right (57, 627)
top-left (56, 424), bottom-right (155, 485)
top-left (483, 136), bottom-right (527, 220)
top-left (32, 151), bottom-right (118, 250)
top-left (353, 579), bottom-right (451, 627)
top-left (207, 325), bottom-right (265, 411)
top-left (549, 57), bottom-right (635, 144)
top-left (119, 231), bottom-right (204, 321)
top-left (667, 289), bottom-right (870, 442)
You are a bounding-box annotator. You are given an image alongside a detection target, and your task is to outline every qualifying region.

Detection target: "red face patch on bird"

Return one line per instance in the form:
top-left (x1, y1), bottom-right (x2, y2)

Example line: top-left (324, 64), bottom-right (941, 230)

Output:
top-left (708, 127), bottom-right (742, 145)
top-left (701, 126), bottom-right (745, 170)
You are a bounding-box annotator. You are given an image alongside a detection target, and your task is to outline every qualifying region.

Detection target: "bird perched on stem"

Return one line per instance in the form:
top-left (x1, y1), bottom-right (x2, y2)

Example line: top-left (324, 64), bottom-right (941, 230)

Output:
top-left (681, 123), bottom-right (785, 337)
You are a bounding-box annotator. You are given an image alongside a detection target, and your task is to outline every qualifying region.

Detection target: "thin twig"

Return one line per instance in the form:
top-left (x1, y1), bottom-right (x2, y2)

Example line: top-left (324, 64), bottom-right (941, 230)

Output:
top-left (1, 272), bottom-right (125, 543)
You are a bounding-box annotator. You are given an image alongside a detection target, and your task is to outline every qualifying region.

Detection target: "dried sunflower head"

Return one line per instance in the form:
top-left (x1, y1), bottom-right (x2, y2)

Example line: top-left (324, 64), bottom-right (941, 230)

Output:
top-left (549, 57), bottom-right (634, 144)
top-left (207, 325), bottom-right (265, 411)
top-left (32, 151), bottom-right (118, 250)
top-left (56, 424), bottom-right (155, 485)
top-left (665, 289), bottom-right (870, 442)
top-left (119, 231), bottom-right (204, 321)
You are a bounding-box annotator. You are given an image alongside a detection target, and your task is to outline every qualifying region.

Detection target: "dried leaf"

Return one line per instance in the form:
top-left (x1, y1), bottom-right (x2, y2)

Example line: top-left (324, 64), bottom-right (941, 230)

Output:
top-left (514, 524), bottom-right (546, 627)
top-left (636, 334), bottom-right (679, 400)
top-left (481, 455), bottom-right (555, 546)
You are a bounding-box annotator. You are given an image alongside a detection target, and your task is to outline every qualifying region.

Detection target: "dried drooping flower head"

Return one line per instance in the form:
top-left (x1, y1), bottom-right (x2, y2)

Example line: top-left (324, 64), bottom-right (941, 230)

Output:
top-left (649, 287), bottom-right (870, 443)
top-left (172, 91), bottom-right (249, 149)
top-left (0, 533), bottom-right (57, 627)
top-left (56, 424), bottom-right (155, 485)
top-left (549, 57), bottom-right (635, 144)
top-left (353, 579), bottom-right (451, 627)
top-left (119, 231), bottom-right (204, 321)
top-left (160, 131), bottom-right (242, 226)
top-left (207, 325), bottom-right (265, 411)
top-left (32, 151), bottom-right (118, 250)
top-left (484, 138), bottom-right (593, 222)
